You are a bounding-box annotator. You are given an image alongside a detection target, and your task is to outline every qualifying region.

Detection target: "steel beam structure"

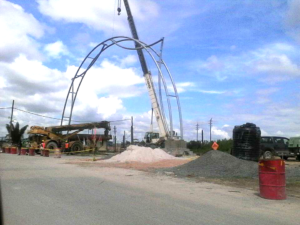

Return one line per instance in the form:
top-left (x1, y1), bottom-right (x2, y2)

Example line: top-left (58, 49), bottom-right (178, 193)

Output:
top-left (61, 36), bottom-right (184, 139)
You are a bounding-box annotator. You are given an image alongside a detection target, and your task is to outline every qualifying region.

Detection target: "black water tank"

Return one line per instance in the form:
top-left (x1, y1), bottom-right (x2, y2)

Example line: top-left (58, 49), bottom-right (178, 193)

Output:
top-left (232, 123), bottom-right (261, 161)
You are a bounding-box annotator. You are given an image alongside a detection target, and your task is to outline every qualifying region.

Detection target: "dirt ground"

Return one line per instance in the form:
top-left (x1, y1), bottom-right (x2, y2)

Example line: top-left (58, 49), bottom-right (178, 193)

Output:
top-left (65, 158), bottom-right (192, 171)
top-left (65, 156), bottom-right (300, 199)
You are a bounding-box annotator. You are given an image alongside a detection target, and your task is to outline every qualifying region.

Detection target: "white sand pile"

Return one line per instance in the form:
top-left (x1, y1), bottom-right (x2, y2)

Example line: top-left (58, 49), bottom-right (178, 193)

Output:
top-left (106, 145), bottom-right (177, 163)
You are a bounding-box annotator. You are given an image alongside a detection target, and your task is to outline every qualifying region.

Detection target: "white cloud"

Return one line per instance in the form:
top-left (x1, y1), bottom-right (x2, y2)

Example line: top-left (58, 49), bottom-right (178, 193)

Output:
top-left (65, 58), bottom-right (145, 99)
top-left (211, 126), bottom-right (230, 139)
top-left (0, 55), bottom-right (69, 114)
top-left (169, 82), bottom-right (195, 93)
top-left (255, 97), bottom-right (270, 104)
top-left (37, 0), bottom-right (159, 35)
top-left (285, 0), bottom-right (300, 43)
top-left (0, 76), bottom-right (7, 88)
top-left (0, 0), bottom-right (45, 62)
top-left (276, 130), bottom-right (284, 135)
top-left (197, 90), bottom-right (225, 94)
top-left (44, 40), bottom-right (69, 59)
top-left (192, 42), bottom-right (300, 82)
top-left (97, 96), bottom-right (124, 119)
top-left (261, 129), bottom-right (269, 136)
top-left (120, 55), bottom-right (138, 67)
top-left (222, 124), bottom-right (230, 128)
top-left (252, 54), bottom-right (300, 79)
top-left (256, 88), bottom-right (279, 96)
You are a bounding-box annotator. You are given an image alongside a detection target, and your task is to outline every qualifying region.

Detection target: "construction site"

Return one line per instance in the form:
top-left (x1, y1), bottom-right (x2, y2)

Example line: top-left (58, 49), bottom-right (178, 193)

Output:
top-left (0, 0), bottom-right (300, 224)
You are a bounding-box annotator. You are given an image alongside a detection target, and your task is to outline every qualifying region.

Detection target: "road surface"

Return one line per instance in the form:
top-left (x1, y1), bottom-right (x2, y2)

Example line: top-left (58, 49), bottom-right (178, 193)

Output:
top-left (0, 153), bottom-right (299, 225)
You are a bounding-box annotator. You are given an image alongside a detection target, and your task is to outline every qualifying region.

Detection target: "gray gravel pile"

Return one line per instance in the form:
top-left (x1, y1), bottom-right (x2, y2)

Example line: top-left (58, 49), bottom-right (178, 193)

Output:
top-left (286, 166), bottom-right (300, 178)
top-left (163, 150), bottom-right (258, 178)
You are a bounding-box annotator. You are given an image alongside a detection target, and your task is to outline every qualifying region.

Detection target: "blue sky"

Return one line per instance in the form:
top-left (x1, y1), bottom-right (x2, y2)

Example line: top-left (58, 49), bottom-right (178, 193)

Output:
top-left (0, 0), bottom-right (300, 141)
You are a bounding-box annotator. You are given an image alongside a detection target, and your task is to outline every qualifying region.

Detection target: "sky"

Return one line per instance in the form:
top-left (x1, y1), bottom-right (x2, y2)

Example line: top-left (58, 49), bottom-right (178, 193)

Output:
top-left (0, 0), bottom-right (300, 142)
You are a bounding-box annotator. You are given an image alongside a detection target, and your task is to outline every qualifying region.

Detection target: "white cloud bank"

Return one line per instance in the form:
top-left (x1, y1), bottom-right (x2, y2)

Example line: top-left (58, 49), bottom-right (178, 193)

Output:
top-left (44, 40), bottom-right (69, 59)
top-left (193, 43), bottom-right (300, 83)
top-left (37, 0), bottom-right (159, 35)
top-left (0, 0), bottom-right (45, 62)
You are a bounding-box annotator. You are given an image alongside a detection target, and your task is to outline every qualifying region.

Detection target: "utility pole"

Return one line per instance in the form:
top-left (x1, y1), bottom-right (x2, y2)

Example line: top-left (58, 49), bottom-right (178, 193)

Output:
top-left (114, 126), bottom-right (117, 152)
top-left (123, 131), bottom-right (126, 148)
top-left (10, 100), bottom-right (14, 144)
top-left (209, 118), bottom-right (212, 142)
top-left (131, 116), bottom-right (133, 144)
top-left (196, 123), bottom-right (199, 141)
top-left (201, 130), bottom-right (204, 144)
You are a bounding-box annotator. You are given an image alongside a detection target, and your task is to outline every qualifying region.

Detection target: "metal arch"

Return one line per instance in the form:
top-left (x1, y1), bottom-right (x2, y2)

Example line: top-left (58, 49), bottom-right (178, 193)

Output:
top-left (61, 36), bottom-right (184, 140)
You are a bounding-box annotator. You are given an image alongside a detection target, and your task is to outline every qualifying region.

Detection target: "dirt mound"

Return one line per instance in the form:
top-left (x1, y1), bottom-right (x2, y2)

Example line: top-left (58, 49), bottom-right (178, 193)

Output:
top-left (164, 150), bottom-right (258, 178)
top-left (106, 145), bottom-right (177, 163)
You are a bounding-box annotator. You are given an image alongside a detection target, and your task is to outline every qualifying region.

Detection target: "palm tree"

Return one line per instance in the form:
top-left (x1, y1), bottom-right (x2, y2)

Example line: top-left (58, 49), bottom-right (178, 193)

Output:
top-left (6, 122), bottom-right (28, 147)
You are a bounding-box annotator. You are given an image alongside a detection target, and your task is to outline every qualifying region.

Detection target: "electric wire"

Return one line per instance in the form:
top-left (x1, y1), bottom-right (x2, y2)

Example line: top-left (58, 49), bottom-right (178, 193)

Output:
top-left (1, 107), bottom-right (131, 124)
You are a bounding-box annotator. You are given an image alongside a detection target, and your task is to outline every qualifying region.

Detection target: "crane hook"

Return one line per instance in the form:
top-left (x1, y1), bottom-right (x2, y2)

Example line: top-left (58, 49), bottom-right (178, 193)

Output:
top-left (117, 0), bottom-right (121, 16)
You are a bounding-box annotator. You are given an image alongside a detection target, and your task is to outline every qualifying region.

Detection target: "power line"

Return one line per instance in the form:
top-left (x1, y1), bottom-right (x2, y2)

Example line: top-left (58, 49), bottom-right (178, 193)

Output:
top-left (3, 107), bottom-right (130, 124)
top-left (0, 107), bottom-right (11, 110)
top-left (14, 108), bottom-right (70, 122)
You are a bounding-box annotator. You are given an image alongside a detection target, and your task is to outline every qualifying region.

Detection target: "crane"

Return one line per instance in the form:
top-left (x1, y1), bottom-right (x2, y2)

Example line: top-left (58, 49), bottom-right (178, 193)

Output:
top-left (121, 0), bottom-right (170, 143)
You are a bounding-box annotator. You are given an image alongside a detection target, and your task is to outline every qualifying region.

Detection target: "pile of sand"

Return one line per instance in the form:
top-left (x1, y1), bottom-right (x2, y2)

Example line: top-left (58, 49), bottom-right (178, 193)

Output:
top-left (106, 145), bottom-right (177, 163)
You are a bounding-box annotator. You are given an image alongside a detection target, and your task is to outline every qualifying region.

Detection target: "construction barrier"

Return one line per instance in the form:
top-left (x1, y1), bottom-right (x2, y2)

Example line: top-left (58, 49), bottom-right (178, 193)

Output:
top-left (259, 159), bottom-right (286, 200)
top-left (28, 148), bottom-right (35, 156)
top-left (3, 146), bottom-right (96, 158)
top-left (11, 147), bottom-right (17, 154)
top-left (20, 148), bottom-right (27, 155)
top-left (44, 150), bottom-right (50, 157)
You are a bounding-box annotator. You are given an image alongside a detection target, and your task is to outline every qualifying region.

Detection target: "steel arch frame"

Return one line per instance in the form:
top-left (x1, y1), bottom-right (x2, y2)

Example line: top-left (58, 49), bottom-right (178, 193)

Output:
top-left (61, 36), bottom-right (184, 139)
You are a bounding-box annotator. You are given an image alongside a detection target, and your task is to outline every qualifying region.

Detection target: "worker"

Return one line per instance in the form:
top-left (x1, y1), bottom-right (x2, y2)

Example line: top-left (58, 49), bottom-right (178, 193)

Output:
top-left (65, 140), bottom-right (69, 153)
top-left (40, 140), bottom-right (46, 156)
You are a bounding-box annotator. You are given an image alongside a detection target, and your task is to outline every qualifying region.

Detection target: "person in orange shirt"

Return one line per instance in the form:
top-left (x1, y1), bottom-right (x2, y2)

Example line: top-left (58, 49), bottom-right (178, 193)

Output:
top-left (65, 140), bottom-right (69, 153)
top-left (40, 140), bottom-right (46, 156)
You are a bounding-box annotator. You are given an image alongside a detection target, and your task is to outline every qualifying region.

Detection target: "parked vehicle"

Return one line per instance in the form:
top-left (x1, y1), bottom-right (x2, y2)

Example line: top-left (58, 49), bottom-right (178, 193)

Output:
top-left (288, 137), bottom-right (300, 161)
top-left (261, 136), bottom-right (300, 160)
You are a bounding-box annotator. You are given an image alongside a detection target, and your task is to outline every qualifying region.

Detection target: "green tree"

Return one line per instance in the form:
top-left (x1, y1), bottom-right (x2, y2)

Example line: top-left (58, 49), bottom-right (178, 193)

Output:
top-left (187, 139), bottom-right (233, 155)
top-left (6, 122), bottom-right (28, 146)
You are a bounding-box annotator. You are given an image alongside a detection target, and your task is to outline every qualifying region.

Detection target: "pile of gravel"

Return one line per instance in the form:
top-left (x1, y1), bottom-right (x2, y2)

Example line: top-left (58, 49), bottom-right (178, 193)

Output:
top-left (163, 150), bottom-right (258, 178)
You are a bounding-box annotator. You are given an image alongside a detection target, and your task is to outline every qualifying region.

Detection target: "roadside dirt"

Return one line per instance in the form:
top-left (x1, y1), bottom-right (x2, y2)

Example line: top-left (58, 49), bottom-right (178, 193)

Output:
top-left (65, 156), bottom-right (300, 199)
top-left (65, 158), bottom-right (191, 171)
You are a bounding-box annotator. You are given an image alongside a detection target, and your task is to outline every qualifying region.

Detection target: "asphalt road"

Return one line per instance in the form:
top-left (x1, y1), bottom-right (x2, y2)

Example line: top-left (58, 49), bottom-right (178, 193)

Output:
top-left (0, 153), bottom-right (299, 225)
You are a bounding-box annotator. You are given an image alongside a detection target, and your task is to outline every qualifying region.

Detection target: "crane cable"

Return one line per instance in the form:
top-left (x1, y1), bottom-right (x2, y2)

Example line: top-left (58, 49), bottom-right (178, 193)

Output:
top-left (117, 0), bottom-right (122, 15)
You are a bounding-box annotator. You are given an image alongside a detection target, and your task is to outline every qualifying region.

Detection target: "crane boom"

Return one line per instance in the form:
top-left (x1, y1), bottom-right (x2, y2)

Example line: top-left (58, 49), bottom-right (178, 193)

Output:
top-left (123, 0), bottom-right (148, 74)
top-left (123, 0), bottom-right (169, 138)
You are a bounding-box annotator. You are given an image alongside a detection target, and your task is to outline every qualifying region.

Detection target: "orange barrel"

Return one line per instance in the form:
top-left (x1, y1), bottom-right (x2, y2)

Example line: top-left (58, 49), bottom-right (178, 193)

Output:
top-left (28, 148), bottom-right (35, 156)
top-left (44, 150), bottom-right (49, 157)
top-left (11, 147), bottom-right (17, 154)
top-left (259, 159), bottom-right (286, 200)
top-left (21, 148), bottom-right (27, 155)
